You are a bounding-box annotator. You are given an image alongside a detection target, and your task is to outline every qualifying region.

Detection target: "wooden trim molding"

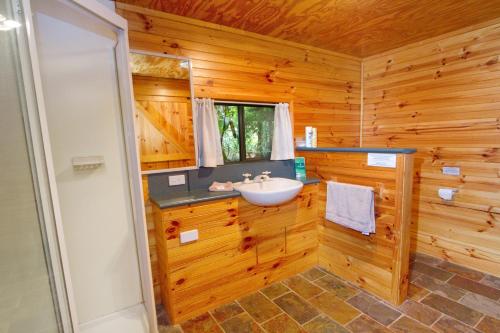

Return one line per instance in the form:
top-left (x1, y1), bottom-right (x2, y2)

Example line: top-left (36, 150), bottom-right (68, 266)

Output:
top-left (391, 154), bottom-right (414, 304)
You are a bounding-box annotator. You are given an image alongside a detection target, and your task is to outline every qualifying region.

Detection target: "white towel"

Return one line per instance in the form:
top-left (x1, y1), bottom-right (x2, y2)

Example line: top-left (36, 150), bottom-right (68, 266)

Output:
top-left (325, 181), bottom-right (375, 235)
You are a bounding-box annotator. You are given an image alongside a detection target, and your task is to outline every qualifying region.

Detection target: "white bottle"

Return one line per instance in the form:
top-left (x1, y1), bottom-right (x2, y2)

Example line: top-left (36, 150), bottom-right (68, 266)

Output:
top-left (305, 126), bottom-right (313, 147)
top-left (312, 128), bottom-right (317, 147)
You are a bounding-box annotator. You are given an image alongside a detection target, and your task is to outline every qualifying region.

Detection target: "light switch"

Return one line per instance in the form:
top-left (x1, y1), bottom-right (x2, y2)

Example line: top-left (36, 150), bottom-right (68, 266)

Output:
top-left (367, 153), bottom-right (396, 168)
top-left (442, 166), bottom-right (460, 176)
top-left (169, 174), bottom-right (186, 186)
top-left (180, 229), bottom-right (198, 244)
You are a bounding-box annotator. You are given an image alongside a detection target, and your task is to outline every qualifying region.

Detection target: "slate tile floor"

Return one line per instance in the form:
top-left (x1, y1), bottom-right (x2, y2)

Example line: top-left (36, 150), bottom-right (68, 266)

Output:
top-left (157, 254), bottom-right (500, 333)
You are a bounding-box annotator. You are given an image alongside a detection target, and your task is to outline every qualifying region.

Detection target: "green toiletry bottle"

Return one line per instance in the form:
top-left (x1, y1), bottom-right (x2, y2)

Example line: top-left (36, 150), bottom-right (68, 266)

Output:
top-left (295, 157), bottom-right (306, 181)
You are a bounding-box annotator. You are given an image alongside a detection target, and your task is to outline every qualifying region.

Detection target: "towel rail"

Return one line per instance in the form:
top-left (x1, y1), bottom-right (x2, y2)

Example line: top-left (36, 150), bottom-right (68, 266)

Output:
top-left (326, 179), bottom-right (385, 199)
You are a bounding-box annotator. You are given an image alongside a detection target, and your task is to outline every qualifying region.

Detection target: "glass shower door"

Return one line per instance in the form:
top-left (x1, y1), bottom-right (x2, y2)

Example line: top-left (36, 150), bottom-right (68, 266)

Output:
top-left (0, 0), bottom-right (65, 332)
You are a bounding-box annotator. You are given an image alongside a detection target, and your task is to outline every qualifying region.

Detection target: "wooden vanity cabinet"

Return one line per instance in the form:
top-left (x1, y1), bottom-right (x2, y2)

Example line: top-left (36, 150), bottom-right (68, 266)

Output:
top-left (153, 184), bottom-right (319, 323)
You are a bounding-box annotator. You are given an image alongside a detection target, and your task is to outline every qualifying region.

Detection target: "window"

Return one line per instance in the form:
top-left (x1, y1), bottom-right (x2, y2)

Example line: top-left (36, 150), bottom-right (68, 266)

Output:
top-left (216, 103), bottom-right (275, 163)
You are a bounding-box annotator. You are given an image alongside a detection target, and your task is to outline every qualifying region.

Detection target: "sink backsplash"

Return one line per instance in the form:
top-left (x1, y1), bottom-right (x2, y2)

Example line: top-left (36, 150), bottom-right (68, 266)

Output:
top-left (148, 160), bottom-right (295, 198)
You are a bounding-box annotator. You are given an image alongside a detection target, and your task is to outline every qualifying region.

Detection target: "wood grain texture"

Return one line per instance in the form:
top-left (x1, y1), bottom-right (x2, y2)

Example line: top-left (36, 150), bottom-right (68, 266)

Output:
top-left (117, 0), bottom-right (500, 57)
top-left (130, 53), bottom-right (189, 79)
top-left (118, 3), bottom-right (361, 147)
top-left (363, 22), bottom-right (500, 277)
top-left (297, 151), bottom-right (413, 304)
top-left (153, 184), bottom-right (319, 323)
top-left (133, 75), bottom-right (196, 170)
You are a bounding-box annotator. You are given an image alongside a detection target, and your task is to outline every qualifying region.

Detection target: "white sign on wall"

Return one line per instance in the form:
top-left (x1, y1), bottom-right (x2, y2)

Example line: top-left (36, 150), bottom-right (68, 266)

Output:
top-left (367, 153), bottom-right (397, 168)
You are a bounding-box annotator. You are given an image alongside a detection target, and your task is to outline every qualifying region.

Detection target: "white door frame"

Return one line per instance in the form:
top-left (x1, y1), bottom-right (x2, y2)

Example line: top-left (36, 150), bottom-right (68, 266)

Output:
top-left (18, 0), bottom-right (157, 331)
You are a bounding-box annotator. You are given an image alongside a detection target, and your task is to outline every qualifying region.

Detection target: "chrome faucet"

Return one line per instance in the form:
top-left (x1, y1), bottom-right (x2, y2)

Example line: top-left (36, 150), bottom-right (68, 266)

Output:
top-left (254, 171), bottom-right (271, 182)
top-left (242, 173), bottom-right (252, 184)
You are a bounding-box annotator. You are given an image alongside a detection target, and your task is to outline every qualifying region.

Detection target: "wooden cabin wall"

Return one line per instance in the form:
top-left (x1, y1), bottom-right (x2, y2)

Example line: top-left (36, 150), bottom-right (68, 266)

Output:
top-left (133, 75), bottom-right (196, 171)
top-left (117, 3), bottom-right (361, 147)
top-left (118, 3), bottom-right (361, 302)
top-left (362, 21), bottom-right (500, 276)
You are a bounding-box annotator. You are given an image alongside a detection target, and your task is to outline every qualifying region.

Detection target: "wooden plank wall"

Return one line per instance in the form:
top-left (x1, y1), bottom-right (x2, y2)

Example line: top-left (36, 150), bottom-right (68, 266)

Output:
top-left (363, 21), bottom-right (500, 276)
top-left (297, 151), bottom-right (413, 304)
top-left (133, 75), bottom-right (196, 170)
top-left (117, 3), bottom-right (361, 147)
top-left (154, 185), bottom-right (319, 323)
top-left (118, 2), bottom-right (361, 302)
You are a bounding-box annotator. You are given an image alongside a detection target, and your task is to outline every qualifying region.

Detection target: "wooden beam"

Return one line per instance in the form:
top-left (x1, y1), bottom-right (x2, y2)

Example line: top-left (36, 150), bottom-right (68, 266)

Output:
top-left (391, 153), bottom-right (414, 305)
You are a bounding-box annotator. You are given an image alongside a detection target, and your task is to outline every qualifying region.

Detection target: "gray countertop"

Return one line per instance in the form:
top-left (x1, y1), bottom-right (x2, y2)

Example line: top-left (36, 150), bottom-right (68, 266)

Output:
top-left (296, 147), bottom-right (416, 154)
top-left (150, 178), bottom-right (321, 209)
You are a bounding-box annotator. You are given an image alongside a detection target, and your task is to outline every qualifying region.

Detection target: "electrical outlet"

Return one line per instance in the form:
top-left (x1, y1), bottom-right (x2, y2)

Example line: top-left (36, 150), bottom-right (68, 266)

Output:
top-left (180, 230), bottom-right (198, 244)
top-left (168, 174), bottom-right (186, 186)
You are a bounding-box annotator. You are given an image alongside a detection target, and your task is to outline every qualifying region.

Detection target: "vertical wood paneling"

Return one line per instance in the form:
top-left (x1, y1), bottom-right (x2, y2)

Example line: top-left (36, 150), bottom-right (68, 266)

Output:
top-left (118, 3), bottom-right (361, 147)
top-left (363, 22), bottom-right (500, 276)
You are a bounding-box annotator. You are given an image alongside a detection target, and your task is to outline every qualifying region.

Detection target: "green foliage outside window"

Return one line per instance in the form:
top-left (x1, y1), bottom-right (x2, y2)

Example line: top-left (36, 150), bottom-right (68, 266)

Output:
top-left (216, 103), bottom-right (274, 163)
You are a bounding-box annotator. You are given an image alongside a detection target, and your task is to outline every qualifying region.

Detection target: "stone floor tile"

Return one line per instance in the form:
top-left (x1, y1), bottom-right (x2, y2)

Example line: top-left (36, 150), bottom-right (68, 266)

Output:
top-left (390, 316), bottom-right (435, 333)
top-left (302, 314), bottom-right (349, 333)
top-left (448, 276), bottom-right (500, 301)
top-left (261, 313), bottom-right (306, 333)
top-left (414, 275), bottom-right (466, 300)
top-left (432, 316), bottom-right (481, 333)
top-left (273, 292), bottom-right (319, 324)
top-left (437, 262), bottom-right (485, 281)
top-left (158, 325), bottom-right (183, 333)
top-left (421, 293), bottom-right (483, 326)
top-left (210, 302), bottom-right (244, 323)
top-left (346, 314), bottom-right (392, 333)
top-left (220, 313), bottom-right (263, 333)
top-left (238, 292), bottom-right (282, 323)
top-left (411, 261), bottom-right (453, 281)
top-left (284, 275), bottom-right (323, 299)
top-left (314, 275), bottom-right (358, 300)
top-left (301, 267), bottom-right (326, 281)
top-left (476, 316), bottom-right (500, 333)
top-left (157, 261), bottom-right (496, 333)
top-left (480, 274), bottom-right (500, 290)
top-left (180, 312), bottom-right (223, 333)
top-left (413, 252), bottom-right (444, 266)
top-left (309, 291), bottom-right (360, 324)
top-left (346, 292), bottom-right (400, 326)
top-left (459, 293), bottom-right (500, 319)
top-left (409, 270), bottom-right (422, 282)
top-left (407, 282), bottom-right (429, 301)
top-left (398, 299), bottom-right (441, 325)
top-left (260, 283), bottom-right (290, 300)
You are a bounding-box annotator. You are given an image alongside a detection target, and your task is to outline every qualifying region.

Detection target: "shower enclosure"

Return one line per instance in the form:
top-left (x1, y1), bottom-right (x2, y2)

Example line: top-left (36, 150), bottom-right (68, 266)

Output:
top-left (0, 0), bottom-right (154, 332)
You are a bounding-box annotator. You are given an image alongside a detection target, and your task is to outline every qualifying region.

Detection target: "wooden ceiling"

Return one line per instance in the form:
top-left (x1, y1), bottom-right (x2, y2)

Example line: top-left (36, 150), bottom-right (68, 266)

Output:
top-left (117, 0), bottom-right (500, 57)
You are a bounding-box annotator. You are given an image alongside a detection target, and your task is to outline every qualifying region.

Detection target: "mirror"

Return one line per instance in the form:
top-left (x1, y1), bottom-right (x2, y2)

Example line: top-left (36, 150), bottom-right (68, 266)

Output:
top-left (130, 51), bottom-right (197, 172)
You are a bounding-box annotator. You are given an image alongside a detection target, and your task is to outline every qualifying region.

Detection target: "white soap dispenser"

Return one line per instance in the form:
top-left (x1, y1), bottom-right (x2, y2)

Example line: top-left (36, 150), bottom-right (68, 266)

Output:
top-left (305, 126), bottom-right (313, 147)
top-left (312, 127), bottom-right (317, 148)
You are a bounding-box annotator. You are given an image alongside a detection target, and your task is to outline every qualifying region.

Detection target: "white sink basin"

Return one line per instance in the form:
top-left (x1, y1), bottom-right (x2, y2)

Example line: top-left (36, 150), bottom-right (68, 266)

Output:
top-left (233, 177), bottom-right (303, 206)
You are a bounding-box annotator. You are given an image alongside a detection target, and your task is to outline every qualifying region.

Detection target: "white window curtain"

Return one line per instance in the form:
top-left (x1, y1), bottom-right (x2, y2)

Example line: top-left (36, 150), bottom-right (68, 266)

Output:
top-left (271, 102), bottom-right (295, 160)
top-left (194, 98), bottom-right (224, 167)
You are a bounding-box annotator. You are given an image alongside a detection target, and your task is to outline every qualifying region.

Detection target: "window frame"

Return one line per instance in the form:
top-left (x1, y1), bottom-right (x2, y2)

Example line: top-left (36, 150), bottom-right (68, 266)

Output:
top-left (215, 102), bottom-right (275, 163)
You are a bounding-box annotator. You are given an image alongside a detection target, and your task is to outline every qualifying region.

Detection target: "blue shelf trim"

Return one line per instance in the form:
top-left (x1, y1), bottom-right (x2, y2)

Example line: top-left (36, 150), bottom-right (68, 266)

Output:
top-left (296, 147), bottom-right (416, 154)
